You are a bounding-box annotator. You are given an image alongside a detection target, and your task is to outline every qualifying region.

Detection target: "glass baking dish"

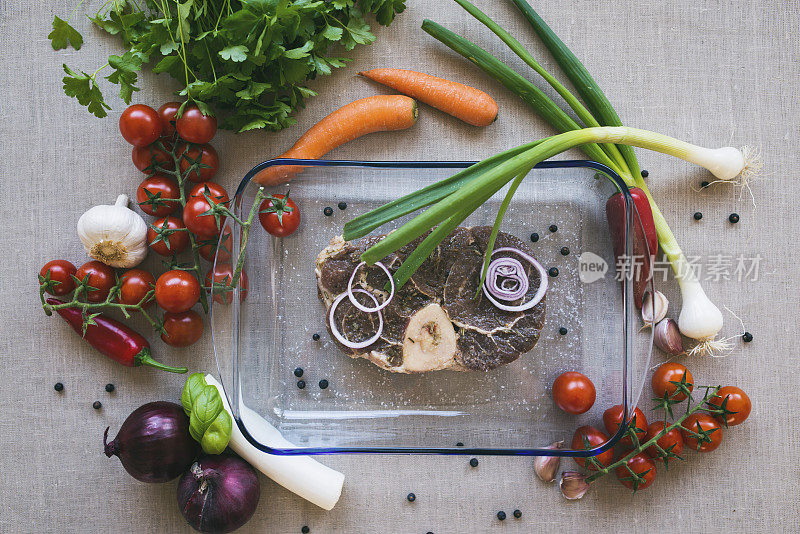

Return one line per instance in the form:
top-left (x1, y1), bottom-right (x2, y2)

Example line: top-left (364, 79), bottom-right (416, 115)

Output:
top-left (211, 159), bottom-right (653, 457)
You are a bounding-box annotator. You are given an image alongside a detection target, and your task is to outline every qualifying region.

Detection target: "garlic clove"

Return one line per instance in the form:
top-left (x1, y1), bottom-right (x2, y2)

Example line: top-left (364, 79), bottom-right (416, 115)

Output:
top-left (559, 471), bottom-right (590, 500)
top-left (77, 194), bottom-right (148, 268)
top-left (533, 441), bottom-right (563, 483)
top-left (653, 318), bottom-right (684, 355)
top-left (641, 290), bottom-right (669, 325)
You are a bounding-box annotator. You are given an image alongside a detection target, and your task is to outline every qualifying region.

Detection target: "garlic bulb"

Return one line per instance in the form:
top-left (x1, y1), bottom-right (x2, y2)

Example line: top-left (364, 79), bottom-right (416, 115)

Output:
top-left (78, 194), bottom-right (148, 268)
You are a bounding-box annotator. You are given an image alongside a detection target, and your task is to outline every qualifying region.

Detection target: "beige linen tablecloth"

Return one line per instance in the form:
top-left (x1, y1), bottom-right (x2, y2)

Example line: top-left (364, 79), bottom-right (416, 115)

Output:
top-left (1, 1), bottom-right (798, 532)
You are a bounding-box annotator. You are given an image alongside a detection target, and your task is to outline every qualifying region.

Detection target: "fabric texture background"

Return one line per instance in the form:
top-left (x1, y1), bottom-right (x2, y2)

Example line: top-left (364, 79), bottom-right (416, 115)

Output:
top-left (1, 0), bottom-right (797, 532)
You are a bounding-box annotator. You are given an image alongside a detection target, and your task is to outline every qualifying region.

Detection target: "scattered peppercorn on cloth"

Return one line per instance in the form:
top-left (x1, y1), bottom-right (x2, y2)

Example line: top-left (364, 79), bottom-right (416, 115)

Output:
top-left (1, 0), bottom-right (799, 532)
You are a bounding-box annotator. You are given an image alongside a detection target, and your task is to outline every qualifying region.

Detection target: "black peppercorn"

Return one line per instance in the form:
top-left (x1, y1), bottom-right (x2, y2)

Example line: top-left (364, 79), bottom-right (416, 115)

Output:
top-left (337, 202), bottom-right (347, 211)
top-left (560, 246), bottom-right (570, 256)
top-left (469, 458), bottom-right (479, 467)
top-left (54, 382), bottom-right (64, 392)
top-left (559, 327), bottom-right (568, 336)
top-left (301, 527), bottom-right (310, 534)
top-left (297, 380), bottom-right (306, 389)
top-left (92, 401), bottom-right (102, 410)
top-left (105, 383), bottom-right (115, 393)
top-left (294, 367), bottom-right (304, 378)
top-left (407, 493), bottom-right (416, 502)
top-left (743, 332), bottom-right (753, 342)
top-left (456, 442), bottom-right (464, 447)
top-left (323, 206), bottom-right (334, 216)
top-left (701, 180), bottom-right (710, 188)
top-left (549, 224), bottom-right (558, 233)
top-left (312, 333), bottom-right (320, 341)
top-left (548, 267), bottom-right (559, 277)
top-left (530, 232), bottom-right (539, 243)
top-left (497, 511), bottom-right (506, 521)
top-left (513, 509), bottom-right (522, 519)
top-left (729, 213), bottom-right (740, 223)
top-left (319, 379), bottom-right (329, 390)
top-left (640, 169), bottom-right (649, 178)
top-left (693, 212), bottom-right (703, 220)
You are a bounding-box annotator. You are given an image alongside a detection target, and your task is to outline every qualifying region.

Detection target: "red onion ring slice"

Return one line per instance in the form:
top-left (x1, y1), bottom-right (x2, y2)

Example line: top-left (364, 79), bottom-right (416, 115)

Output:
top-left (347, 261), bottom-right (394, 313)
top-left (482, 247), bottom-right (549, 312)
top-left (329, 289), bottom-right (384, 349)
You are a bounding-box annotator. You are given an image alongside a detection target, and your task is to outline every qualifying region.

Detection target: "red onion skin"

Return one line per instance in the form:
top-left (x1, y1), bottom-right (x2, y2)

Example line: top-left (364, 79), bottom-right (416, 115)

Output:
top-left (178, 455), bottom-right (260, 533)
top-left (104, 401), bottom-right (199, 483)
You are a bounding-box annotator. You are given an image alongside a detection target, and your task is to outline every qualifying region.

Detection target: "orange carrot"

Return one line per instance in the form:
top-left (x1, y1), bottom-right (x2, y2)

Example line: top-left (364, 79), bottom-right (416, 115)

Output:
top-left (359, 68), bottom-right (498, 127)
top-left (254, 95), bottom-right (418, 186)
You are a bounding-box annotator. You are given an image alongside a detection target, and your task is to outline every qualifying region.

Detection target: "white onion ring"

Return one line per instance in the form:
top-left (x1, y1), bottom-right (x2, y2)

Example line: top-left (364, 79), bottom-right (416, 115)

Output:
top-left (481, 247), bottom-right (549, 312)
top-left (347, 261), bottom-right (394, 313)
top-left (329, 289), bottom-right (383, 349)
top-left (486, 256), bottom-right (528, 300)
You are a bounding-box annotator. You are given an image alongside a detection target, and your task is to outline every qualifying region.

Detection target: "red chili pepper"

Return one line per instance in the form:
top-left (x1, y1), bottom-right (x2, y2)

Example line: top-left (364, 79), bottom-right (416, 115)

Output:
top-left (606, 187), bottom-right (658, 308)
top-left (46, 298), bottom-right (187, 373)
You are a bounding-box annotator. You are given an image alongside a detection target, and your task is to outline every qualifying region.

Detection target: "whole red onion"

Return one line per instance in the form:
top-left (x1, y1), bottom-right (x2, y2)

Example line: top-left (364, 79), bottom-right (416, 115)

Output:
top-left (177, 455), bottom-right (261, 533)
top-left (104, 401), bottom-right (199, 483)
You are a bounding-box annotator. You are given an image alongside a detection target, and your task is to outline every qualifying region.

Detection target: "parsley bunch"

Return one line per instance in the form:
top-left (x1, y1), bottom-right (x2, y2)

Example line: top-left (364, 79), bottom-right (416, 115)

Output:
top-left (49, 0), bottom-right (405, 131)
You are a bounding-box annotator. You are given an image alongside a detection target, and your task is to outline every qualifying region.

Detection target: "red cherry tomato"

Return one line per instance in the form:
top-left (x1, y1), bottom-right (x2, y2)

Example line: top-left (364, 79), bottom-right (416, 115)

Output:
top-left (651, 362), bottom-right (694, 402)
top-left (157, 102), bottom-right (181, 136)
top-left (132, 142), bottom-right (174, 173)
top-left (177, 143), bottom-right (219, 182)
top-left (147, 216), bottom-right (189, 256)
top-left (184, 196), bottom-right (225, 239)
top-left (155, 270), bottom-right (201, 313)
top-left (161, 310), bottom-right (204, 347)
top-left (259, 194), bottom-right (301, 237)
top-left (188, 181), bottom-right (229, 203)
top-left (39, 260), bottom-right (77, 296)
top-left (198, 229), bottom-right (233, 263)
top-left (552, 371), bottom-right (596, 415)
top-left (137, 175), bottom-right (181, 217)
top-left (615, 453), bottom-right (656, 491)
top-left (603, 405), bottom-right (648, 447)
top-left (707, 386), bottom-right (751, 426)
top-left (74, 260), bottom-right (116, 303)
top-left (119, 104), bottom-right (162, 147)
top-left (176, 105), bottom-right (217, 144)
top-left (205, 264), bottom-right (248, 305)
top-left (117, 269), bottom-right (156, 308)
top-left (571, 426), bottom-right (613, 470)
top-left (644, 421), bottom-right (684, 460)
top-left (681, 413), bottom-right (723, 452)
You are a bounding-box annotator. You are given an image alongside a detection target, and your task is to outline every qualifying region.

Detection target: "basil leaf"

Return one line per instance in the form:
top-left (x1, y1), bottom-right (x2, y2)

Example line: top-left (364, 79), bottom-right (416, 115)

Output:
top-left (180, 373), bottom-right (207, 416)
top-left (201, 411), bottom-right (232, 455)
top-left (189, 385), bottom-right (223, 439)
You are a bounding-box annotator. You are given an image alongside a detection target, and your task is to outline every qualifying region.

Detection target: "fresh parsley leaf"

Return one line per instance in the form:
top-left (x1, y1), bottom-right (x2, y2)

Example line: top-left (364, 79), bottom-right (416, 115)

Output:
top-left (62, 65), bottom-right (110, 118)
top-left (49, 16), bottom-right (83, 50)
top-left (106, 50), bottom-right (143, 103)
top-left (219, 45), bottom-right (248, 62)
top-left (284, 40), bottom-right (314, 60)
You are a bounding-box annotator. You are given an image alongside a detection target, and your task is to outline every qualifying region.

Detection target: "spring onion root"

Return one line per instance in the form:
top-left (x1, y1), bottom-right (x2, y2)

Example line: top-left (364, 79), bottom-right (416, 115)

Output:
top-left (204, 375), bottom-right (345, 510)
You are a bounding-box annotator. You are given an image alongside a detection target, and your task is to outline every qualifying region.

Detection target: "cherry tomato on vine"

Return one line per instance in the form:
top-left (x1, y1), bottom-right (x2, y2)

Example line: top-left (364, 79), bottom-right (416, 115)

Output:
top-left (603, 405), bottom-right (648, 447)
top-left (161, 310), bottom-right (204, 347)
top-left (137, 175), bottom-right (181, 217)
top-left (644, 421), bottom-right (684, 460)
top-left (552, 371), bottom-right (595, 415)
top-left (147, 216), bottom-right (189, 256)
top-left (155, 270), bottom-right (201, 313)
top-left (707, 386), bottom-right (751, 426)
top-left (681, 413), bottom-right (723, 452)
top-left (119, 104), bottom-right (162, 147)
top-left (205, 264), bottom-right (249, 305)
top-left (75, 260), bottom-right (116, 303)
top-left (184, 196), bottom-right (225, 239)
top-left (177, 143), bottom-right (219, 182)
top-left (188, 181), bottom-right (229, 203)
top-left (571, 426), bottom-right (613, 470)
top-left (117, 269), bottom-right (155, 308)
top-left (40, 260), bottom-right (77, 296)
top-left (132, 142), bottom-right (174, 173)
top-left (157, 102), bottom-right (181, 136)
top-left (176, 105), bottom-right (217, 144)
top-left (259, 194), bottom-right (300, 237)
top-left (198, 229), bottom-right (232, 263)
top-left (615, 452), bottom-right (656, 491)
top-left (651, 362), bottom-right (694, 401)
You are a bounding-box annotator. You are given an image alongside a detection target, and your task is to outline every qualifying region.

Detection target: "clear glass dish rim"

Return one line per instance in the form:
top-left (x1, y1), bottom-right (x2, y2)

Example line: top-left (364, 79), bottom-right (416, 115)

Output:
top-left (212, 158), bottom-right (650, 457)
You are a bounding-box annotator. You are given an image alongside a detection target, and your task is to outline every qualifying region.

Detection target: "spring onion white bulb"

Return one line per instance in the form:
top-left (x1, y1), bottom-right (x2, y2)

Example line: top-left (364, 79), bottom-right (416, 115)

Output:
top-left (673, 255), bottom-right (728, 356)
